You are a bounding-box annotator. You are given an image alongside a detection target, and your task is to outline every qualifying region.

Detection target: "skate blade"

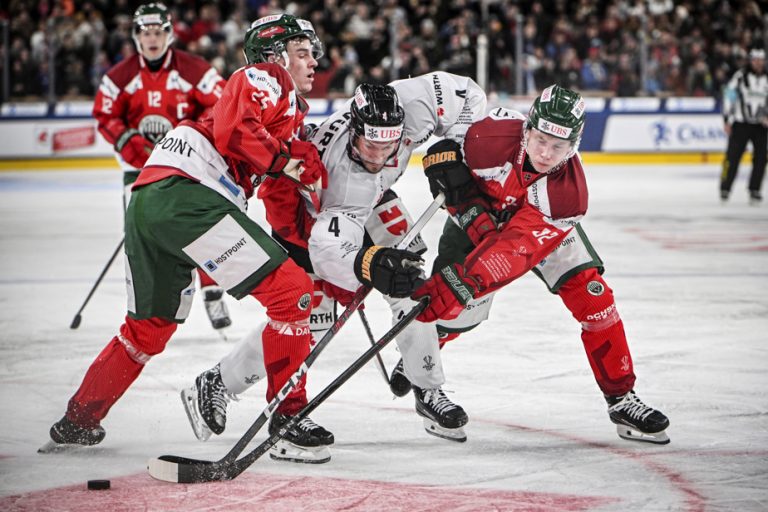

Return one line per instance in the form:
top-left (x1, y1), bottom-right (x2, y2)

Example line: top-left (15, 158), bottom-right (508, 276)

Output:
top-left (616, 425), bottom-right (670, 445)
top-left (37, 439), bottom-right (93, 454)
top-left (269, 440), bottom-right (331, 464)
top-left (180, 388), bottom-right (213, 442)
top-left (422, 418), bottom-right (467, 443)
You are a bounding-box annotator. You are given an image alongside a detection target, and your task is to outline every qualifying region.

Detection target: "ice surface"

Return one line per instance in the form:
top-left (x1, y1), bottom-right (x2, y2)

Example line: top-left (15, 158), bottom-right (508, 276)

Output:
top-left (0, 162), bottom-right (766, 511)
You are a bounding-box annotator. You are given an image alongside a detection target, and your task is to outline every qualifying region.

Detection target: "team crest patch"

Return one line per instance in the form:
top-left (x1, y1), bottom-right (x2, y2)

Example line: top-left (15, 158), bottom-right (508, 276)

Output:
top-left (298, 292), bottom-right (312, 311)
top-left (587, 280), bottom-right (604, 296)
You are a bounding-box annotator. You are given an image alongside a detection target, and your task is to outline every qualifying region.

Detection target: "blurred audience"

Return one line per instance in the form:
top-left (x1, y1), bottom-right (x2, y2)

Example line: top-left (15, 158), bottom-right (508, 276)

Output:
top-left (0, 0), bottom-right (765, 102)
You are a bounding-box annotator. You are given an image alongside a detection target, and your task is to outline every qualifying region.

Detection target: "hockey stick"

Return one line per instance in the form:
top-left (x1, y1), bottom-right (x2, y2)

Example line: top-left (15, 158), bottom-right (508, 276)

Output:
top-left (70, 237), bottom-right (125, 329)
top-left (148, 193), bottom-right (444, 483)
top-left (358, 309), bottom-right (390, 384)
top-left (148, 299), bottom-right (426, 483)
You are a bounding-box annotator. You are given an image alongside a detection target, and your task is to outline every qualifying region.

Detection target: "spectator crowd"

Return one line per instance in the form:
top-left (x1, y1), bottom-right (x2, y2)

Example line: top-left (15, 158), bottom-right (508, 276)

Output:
top-left (1, 0), bottom-right (766, 102)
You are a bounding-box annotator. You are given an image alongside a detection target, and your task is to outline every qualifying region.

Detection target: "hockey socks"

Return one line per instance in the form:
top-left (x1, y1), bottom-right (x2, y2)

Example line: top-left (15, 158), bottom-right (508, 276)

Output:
top-left (66, 317), bottom-right (176, 428)
top-left (558, 269), bottom-right (636, 396)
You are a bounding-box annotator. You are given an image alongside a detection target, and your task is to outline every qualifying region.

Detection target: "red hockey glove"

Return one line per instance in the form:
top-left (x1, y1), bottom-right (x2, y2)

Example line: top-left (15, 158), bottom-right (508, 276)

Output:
top-left (455, 203), bottom-right (497, 246)
top-left (411, 264), bottom-right (477, 323)
top-left (114, 129), bottom-right (153, 169)
top-left (320, 280), bottom-right (359, 308)
top-left (269, 139), bottom-right (328, 190)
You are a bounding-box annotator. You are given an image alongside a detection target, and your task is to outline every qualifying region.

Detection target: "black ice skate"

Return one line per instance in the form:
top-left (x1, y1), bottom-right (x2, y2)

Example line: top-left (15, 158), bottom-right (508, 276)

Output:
top-left (202, 286), bottom-right (232, 332)
top-left (606, 390), bottom-right (670, 444)
top-left (389, 358), bottom-right (412, 397)
top-left (181, 364), bottom-right (236, 442)
top-left (38, 416), bottom-right (106, 453)
top-left (413, 386), bottom-right (468, 442)
top-left (749, 190), bottom-right (763, 205)
top-left (268, 413), bottom-right (334, 464)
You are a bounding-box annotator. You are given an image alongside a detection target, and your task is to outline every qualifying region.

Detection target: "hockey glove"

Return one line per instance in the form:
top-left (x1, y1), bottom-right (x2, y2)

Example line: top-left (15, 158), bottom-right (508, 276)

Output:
top-left (115, 129), bottom-right (153, 169)
top-left (456, 203), bottom-right (498, 246)
top-left (354, 245), bottom-right (425, 298)
top-left (411, 264), bottom-right (478, 323)
top-left (269, 139), bottom-right (328, 191)
top-left (422, 139), bottom-right (481, 208)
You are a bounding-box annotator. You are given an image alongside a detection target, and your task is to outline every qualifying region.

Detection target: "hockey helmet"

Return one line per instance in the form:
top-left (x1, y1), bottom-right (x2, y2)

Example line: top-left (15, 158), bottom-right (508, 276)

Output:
top-left (132, 3), bottom-right (174, 61)
top-left (243, 14), bottom-right (323, 65)
top-left (526, 84), bottom-right (585, 143)
top-left (347, 84), bottom-right (405, 171)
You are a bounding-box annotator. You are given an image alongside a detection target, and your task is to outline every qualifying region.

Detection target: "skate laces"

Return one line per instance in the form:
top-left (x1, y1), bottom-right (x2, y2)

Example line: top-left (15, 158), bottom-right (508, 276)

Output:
top-left (204, 368), bottom-right (237, 424)
top-left (295, 416), bottom-right (323, 434)
top-left (609, 392), bottom-right (654, 421)
top-left (423, 388), bottom-right (458, 414)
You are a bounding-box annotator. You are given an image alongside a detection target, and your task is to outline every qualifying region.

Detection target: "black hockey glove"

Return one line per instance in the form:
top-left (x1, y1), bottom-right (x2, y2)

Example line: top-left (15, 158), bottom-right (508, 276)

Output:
top-left (354, 245), bottom-right (425, 298)
top-left (422, 139), bottom-right (481, 208)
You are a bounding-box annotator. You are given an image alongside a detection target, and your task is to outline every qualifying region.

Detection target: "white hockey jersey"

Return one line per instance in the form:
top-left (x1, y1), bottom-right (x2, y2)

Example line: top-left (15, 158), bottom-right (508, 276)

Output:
top-left (306, 72), bottom-right (487, 291)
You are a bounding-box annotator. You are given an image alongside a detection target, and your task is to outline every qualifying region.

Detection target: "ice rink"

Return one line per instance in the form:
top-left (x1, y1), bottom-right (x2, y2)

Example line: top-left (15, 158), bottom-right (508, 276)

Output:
top-left (0, 161), bottom-right (766, 511)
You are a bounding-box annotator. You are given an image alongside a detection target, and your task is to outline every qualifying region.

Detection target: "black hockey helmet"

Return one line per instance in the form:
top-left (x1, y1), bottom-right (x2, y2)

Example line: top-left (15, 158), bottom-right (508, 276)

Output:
top-left (347, 84), bottom-right (405, 170)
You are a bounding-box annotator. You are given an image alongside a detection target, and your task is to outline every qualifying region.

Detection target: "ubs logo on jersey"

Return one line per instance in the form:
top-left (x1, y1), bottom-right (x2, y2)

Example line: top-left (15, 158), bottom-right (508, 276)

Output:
top-left (139, 115), bottom-right (173, 144)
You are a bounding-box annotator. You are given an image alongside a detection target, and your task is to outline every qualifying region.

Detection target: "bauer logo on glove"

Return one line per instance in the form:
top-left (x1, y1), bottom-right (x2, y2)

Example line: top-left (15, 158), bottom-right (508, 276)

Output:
top-left (422, 139), bottom-right (480, 207)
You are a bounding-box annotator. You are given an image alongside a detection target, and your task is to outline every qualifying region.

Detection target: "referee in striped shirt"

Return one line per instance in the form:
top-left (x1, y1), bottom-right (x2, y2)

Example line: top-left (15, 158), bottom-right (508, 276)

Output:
top-left (721, 48), bottom-right (768, 204)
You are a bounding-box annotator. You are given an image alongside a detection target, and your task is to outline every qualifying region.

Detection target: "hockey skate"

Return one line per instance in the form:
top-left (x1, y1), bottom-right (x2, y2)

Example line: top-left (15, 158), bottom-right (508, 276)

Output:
top-left (268, 413), bottom-right (334, 464)
top-left (749, 190), bottom-right (763, 206)
top-left (388, 358), bottom-right (412, 397)
top-left (38, 416), bottom-right (105, 453)
top-left (606, 390), bottom-right (670, 444)
top-left (413, 386), bottom-right (468, 442)
top-left (202, 286), bottom-right (232, 332)
top-left (181, 365), bottom-right (236, 442)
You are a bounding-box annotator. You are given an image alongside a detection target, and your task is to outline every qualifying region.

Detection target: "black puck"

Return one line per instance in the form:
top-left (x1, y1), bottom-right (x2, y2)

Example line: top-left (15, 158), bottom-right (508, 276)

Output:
top-left (87, 479), bottom-right (110, 490)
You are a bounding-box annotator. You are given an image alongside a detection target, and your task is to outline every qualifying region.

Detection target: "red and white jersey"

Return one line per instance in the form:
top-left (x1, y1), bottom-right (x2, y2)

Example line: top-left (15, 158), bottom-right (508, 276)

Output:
top-left (135, 63), bottom-right (307, 211)
top-left (461, 108), bottom-right (588, 296)
top-left (93, 49), bottom-right (225, 170)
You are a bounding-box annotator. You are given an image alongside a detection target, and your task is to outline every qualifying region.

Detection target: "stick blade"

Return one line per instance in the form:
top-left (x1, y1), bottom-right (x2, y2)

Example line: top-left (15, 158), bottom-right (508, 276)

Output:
top-left (148, 455), bottom-right (233, 483)
top-left (69, 314), bottom-right (82, 329)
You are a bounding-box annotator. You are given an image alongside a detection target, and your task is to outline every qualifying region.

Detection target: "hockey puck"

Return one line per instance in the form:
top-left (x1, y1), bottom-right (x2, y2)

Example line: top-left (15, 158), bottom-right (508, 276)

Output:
top-left (87, 479), bottom-right (110, 490)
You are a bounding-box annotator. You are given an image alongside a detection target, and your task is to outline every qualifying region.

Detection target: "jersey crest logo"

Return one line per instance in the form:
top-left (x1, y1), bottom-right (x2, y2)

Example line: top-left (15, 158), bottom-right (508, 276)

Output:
top-left (139, 114), bottom-right (173, 144)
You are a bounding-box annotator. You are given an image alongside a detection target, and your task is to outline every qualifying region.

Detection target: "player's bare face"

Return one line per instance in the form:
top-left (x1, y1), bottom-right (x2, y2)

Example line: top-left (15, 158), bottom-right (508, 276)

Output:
top-left (138, 26), bottom-right (169, 61)
top-left (526, 129), bottom-right (573, 172)
top-left (281, 39), bottom-right (318, 95)
top-left (354, 137), bottom-right (399, 173)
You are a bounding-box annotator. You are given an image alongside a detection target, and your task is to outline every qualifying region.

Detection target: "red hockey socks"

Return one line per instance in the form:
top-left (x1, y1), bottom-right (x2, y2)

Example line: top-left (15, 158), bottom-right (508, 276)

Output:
top-left (249, 260), bottom-right (314, 416)
top-left (558, 269), bottom-right (636, 396)
top-left (66, 316), bottom-right (176, 428)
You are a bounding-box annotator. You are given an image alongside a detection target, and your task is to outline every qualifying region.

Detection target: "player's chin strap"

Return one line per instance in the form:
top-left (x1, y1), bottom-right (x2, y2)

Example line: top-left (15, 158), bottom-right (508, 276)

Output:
top-left (147, 193), bottom-right (445, 484)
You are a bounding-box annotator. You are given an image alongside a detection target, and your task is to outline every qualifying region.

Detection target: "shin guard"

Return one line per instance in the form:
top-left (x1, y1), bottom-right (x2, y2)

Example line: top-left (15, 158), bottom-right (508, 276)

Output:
top-left (558, 269), bottom-right (636, 396)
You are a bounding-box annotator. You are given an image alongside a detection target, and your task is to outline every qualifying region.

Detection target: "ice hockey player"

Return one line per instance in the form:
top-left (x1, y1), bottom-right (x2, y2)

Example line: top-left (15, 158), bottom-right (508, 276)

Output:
top-left (92, 2), bottom-right (231, 332)
top-left (407, 84), bottom-right (670, 444)
top-left (41, 13), bottom-right (328, 454)
top-left (182, 73), bottom-right (488, 459)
